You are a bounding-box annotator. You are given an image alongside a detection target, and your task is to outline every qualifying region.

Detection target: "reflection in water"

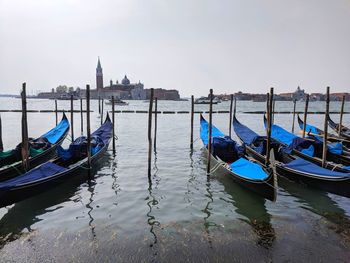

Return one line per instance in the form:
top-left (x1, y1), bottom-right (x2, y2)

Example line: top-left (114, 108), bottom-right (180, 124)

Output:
top-left (0, 154), bottom-right (110, 249)
top-left (146, 151), bottom-right (161, 260)
top-left (279, 177), bottom-right (350, 244)
top-left (0, 177), bottom-right (81, 249)
top-left (202, 177), bottom-right (216, 247)
top-left (219, 176), bottom-right (275, 249)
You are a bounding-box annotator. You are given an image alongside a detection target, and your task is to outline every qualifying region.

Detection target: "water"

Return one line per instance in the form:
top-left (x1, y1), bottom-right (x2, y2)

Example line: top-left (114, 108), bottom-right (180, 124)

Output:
top-left (0, 98), bottom-right (349, 262)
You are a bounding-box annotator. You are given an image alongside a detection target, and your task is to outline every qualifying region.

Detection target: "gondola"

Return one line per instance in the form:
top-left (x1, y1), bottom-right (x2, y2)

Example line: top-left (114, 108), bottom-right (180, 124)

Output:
top-left (0, 114), bottom-right (70, 182)
top-left (297, 114), bottom-right (350, 149)
top-left (0, 114), bottom-right (113, 208)
top-left (328, 114), bottom-right (350, 140)
top-left (234, 115), bottom-right (350, 198)
top-left (263, 115), bottom-right (350, 167)
top-left (200, 115), bottom-right (276, 201)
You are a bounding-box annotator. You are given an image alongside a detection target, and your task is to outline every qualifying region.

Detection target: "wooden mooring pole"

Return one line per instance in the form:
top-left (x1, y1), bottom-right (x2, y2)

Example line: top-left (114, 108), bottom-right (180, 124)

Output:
top-left (272, 98), bottom-right (275, 124)
top-left (292, 99), bottom-right (296, 133)
top-left (302, 94), bottom-right (310, 138)
top-left (0, 115), bottom-right (3, 151)
top-left (339, 95), bottom-right (345, 137)
top-left (148, 88), bottom-right (154, 181)
top-left (55, 99), bottom-right (58, 125)
top-left (229, 94), bottom-right (233, 137)
top-left (80, 98), bottom-right (83, 135)
top-left (86, 85), bottom-right (91, 179)
top-left (322, 87), bottom-right (330, 168)
top-left (98, 96), bottom-right (101, 114)
top-left (266, 88), bottom-right (274, 166)
top-left (21, 83), bottom-right (29, 171)
top-left (154, 97), bottom-right (158, 152)
top-left (207, 89), bottom-right (213, 175)
top-left (70, 95), bottom-right (74, 141)
top-left (101, 98), bottom-right (104, 125)
top-left (112, 96), bottom-right (116, 155)
top-left (190, 95), bottom-right (194, 150)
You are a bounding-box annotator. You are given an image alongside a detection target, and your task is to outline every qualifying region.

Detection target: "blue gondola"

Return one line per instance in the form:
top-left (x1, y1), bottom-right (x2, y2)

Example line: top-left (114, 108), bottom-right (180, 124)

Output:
top-left (233, 115), bottom-right (350, 197)
top-left (0, 114), bottom-right (113, 208)
top-left (200, 115), bottom-right (276, 201)
top-left (0, 113), bottom-right (70, 182)
top-left (297, 114), bottom-right (350, 150)
top-left (264, 115), bottom-right (350, 167)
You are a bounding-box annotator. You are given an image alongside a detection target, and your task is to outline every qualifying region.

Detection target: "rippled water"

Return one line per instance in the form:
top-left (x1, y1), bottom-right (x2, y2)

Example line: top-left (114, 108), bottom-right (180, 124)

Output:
top-left (0, 98), bottom-right (349, 262)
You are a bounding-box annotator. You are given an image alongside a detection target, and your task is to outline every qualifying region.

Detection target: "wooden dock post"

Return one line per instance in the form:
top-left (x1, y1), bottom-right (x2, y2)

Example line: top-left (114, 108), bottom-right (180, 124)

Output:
top-left (101, 98), bottom-right (104, 125)
top-left (302, 94), bottom-right (310, 138)
top-left (322, 87), bottom-right (330, 168)
top-left (80, 98), bottom-right (83, 135)
top-left (229, 94), bottom-right (233, 137)
top-left (266, 88), bottom-right (274, 166)
top-left (207, 89), bottom-right (213, 175)
top-left (272, 97), bottom-right (276, 124)
top-left (292, 99), bottom-right (296, 133)
top-left (111, 96), bottom-right (116, 155)
top-left (234, 97), bottom-right (237, 116)
top-left (86, 85), bottom-right (91, 179)
top-left (339, 95), bottom-right (345, 137)
top-left (0, 115), bottom-right (3, 151)
top-left (154, 97), bottom-right (158, 152)
top-left (55, 99), bottom-right (58, 125)
top-left (21, 82), bottom-right (29, 171)
top-left (98, 96), bottom-right (101, 114)
top-left (148, 88), bottom-right (154, 181)
top-left (190, 95), bottom-right (194, 150)
top-left (70, 95), bottom-right (74, 141)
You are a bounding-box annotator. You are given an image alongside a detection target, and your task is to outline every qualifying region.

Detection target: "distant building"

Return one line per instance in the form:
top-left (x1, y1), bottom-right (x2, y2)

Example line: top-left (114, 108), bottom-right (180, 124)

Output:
top-left (292, 86), bottom-right (307, 101)
top-left (90, 58), bottom-right (179, 100)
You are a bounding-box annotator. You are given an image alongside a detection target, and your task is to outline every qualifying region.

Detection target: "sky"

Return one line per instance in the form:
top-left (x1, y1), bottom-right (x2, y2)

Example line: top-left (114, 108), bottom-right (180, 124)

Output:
top-left (1, 0), bottom-right (350, 97)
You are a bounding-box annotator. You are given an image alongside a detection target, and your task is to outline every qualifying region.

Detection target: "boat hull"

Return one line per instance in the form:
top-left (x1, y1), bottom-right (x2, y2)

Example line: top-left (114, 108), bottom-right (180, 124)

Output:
top-left (0, 143), bottom-right (109, 208)
top-left (0, 130), bottom-right (68, 182)
top-left (275, 163), bottom-right (350, 198)
top-left (206, 149), bottom-right (276, 201)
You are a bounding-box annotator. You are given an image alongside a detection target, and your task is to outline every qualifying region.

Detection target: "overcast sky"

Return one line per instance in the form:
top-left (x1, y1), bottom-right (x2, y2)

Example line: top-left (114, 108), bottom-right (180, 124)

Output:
top-left (1, 0), bottom-right (350, 97)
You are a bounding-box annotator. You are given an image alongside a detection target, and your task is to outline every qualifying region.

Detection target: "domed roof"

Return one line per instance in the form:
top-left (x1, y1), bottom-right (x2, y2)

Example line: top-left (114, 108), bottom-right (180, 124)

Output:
top-left (122, 75), bottom-right (130, 85)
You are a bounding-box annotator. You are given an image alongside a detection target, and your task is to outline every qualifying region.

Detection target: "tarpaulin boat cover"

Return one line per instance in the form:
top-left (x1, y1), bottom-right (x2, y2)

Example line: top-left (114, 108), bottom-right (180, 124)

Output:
top-left (233, 117), bottom-right (279, 154)
top-left (284, 158), bottom-right (350, 178)
top-left (230, 157), bottom-right (268, 180)
top-left (299, 121), bottom-right (320, 135)
top-left (232, 117), bottom-right (260, 145)
top-left (57, 116), bottom-right (113, 161)
top-left (200, 116), bottom-right (225, 146)
top-left (57, 135), bottom-right (104, 161)
top-left (0, 162), bottom-right (67, 190)
top-left (41, 115), bottom-right (69, 144)
top-left (311, 135), bottom-right (343, 155)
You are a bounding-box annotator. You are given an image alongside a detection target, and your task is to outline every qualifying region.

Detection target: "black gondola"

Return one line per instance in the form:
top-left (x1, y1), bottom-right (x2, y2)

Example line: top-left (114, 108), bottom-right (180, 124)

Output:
top-left (0, 114), bottom-right (70, 182)
top-left (0, 114), bottom-right (113, 208)
top-left (263, 115), bottom-right (350, 168)
top-left (233, 115), bottom-right (350, 197)
top-left (200, 115), bottom-right (276, 201)
top-left (297, 114), bottom-right (350, 150)
top-left (328, 114), bottom-right (350, 140)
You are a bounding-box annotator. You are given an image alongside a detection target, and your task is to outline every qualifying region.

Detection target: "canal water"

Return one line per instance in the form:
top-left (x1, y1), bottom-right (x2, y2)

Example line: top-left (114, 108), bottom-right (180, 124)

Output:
top-left (0, 98), bottom-right (349, 262)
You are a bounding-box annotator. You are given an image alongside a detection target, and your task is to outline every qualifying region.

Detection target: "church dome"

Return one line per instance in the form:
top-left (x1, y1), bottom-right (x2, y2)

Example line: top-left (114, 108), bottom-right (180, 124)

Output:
top-left (122, 75), bottom-right (130, 85)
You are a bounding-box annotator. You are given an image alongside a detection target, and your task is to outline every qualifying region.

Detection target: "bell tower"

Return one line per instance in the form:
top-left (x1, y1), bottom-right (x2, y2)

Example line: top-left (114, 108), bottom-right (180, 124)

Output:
top-left (96, 57), bottom-right (104, 91)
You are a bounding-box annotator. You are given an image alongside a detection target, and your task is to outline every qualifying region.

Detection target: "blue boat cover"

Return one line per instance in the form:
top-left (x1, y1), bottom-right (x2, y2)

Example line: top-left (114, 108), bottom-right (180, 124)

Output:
top-left (232, 117), bottom-right (260, 145)
top-left (284, 158), bottom-right (350, 178)
top-left (230, 157), bottom-right (268, 180)
top-left (299, 121), bottom-right (320, 135)
top-left (0, 162), bottom-right (67, 190)
top-left (57, 116), bottom-right (113, 161)
top-left (41, 115), bottom-right (70, 144)
top-left (92, 117), bottom-right (113, 145)
top-left (200, 116), bottom-right (225, 146)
